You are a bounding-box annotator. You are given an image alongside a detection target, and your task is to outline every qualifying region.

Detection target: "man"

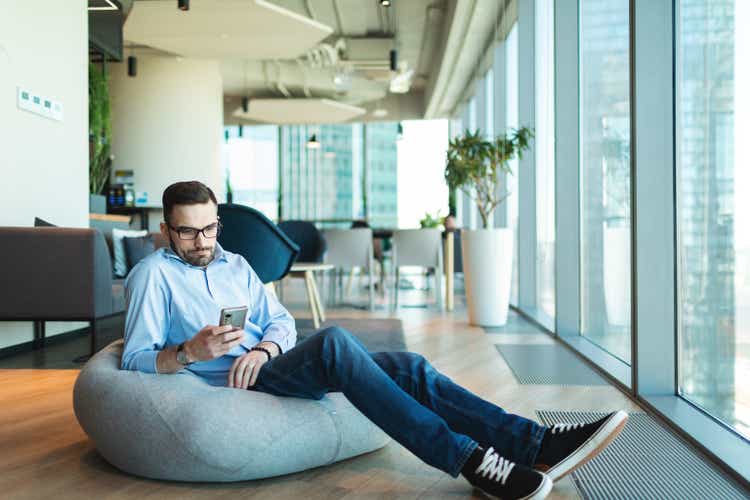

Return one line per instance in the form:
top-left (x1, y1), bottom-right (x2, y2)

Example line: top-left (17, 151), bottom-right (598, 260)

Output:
top-left (122, 181), bottom-right (627, 500)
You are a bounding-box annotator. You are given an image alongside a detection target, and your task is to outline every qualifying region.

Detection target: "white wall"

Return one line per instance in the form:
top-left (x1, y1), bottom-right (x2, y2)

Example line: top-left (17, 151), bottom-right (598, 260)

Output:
top-left (109, 53), bottom-right (224, 230)
top-left (0, 1), bottom-right (89, 349)
top-left (0, 1), bottom-right (88, 228)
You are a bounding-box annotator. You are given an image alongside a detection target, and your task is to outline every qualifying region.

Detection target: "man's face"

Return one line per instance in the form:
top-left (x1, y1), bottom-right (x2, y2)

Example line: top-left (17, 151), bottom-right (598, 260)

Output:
top-left (160, 202), bottom-right (219, 267)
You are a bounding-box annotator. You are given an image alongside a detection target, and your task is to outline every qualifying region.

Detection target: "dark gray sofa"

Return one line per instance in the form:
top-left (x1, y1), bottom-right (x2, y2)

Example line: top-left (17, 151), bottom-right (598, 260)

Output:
top-left (0, 227), bottom-right (164, 360)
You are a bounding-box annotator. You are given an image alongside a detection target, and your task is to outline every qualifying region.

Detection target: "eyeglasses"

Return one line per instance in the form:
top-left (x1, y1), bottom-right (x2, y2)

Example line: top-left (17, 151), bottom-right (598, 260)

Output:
top-left (167, 221), bottom-right (222, 240)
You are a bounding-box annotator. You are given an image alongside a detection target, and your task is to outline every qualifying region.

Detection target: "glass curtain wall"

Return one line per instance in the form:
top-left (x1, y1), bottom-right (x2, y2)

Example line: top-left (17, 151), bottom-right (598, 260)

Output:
top-left (277, 123), bottom-right (396, 226)
top-left (506, 22), bottom-right (520, 306)
top-left (279, 124), bottom-right (361, 223)
top-left (579, 0), bottom-right (632, 364)
top-left (677, 0), bottom-right (750, 440)
top-left (365, 122), bottom-right (399, 228)
top-left (535, 0), bottom-right (556, 321)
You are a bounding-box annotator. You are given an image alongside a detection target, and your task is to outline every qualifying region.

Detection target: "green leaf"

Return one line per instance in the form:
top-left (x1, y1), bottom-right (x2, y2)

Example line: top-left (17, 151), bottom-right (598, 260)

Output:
top-left (444, 126), bottom-right (534, 228)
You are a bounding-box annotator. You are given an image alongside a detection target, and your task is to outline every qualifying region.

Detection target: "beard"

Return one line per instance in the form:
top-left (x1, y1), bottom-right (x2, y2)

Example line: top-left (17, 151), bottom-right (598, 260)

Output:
top-left (171, 239), bottom-right (216, 267)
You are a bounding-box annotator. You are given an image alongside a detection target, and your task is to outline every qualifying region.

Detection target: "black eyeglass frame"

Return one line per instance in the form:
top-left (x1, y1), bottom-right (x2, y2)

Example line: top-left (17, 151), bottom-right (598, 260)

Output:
top-left (166, 221), bottom-right (223, 240)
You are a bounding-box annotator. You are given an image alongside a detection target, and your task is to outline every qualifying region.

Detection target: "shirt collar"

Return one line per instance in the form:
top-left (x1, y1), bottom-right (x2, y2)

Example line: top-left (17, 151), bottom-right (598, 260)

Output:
top-left (163, 242), bottom-right (229, 267)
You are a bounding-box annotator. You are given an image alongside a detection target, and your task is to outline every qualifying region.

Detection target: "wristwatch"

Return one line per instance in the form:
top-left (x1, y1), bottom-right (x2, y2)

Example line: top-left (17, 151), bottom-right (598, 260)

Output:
top-left (176, 342), bottom-right (193, 366)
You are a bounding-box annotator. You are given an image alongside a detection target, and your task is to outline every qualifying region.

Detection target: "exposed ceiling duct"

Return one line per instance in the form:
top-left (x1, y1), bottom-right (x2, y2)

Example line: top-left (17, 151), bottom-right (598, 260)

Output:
top-left (122, 0), bottom-right (453, 124)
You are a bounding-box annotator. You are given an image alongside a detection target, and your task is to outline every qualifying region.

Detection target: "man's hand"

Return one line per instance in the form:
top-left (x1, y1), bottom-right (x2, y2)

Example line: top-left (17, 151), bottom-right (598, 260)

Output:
top-left (228, 350), bottom-right (268, 389)
top-left (185, 324), bottom-right (244, 362)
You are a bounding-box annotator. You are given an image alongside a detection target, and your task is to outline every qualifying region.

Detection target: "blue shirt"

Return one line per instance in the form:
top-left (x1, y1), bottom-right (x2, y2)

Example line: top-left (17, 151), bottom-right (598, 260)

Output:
top-left (120, 243), bottom-right (297, 387)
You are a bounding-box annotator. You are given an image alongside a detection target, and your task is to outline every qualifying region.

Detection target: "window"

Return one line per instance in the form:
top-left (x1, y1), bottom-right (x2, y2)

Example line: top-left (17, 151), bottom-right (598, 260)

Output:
top-left (506, 22), bottom-right (520, 306)
top-left (677, 0), bottom-right (750, 439)
top-left (579, 0), bottom-right (631, 364)
top-left (223, 125), bottom-right (278, 220)
top-left (535, 0), bottom-right (556, 322)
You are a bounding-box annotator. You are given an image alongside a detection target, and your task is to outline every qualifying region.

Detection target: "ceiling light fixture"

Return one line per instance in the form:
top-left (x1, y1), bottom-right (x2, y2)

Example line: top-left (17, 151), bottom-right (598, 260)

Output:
top-left (333, 72), bottom-right (351, 93)
top-left (306, 134), bottom-right (321, 149)
top-left (127, 56), bottom-right (137, 77)
top-left (178, 0), bottom-right (189, 11)
top-left (380, 0), bottom-right (392, 6)
top-left (88, 0), bottom-right (119, 11)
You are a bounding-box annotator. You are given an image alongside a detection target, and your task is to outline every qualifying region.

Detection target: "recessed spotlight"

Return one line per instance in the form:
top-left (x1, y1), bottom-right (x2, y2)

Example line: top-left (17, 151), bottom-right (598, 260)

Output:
top-left (380, 0), bottom-right (391, 6)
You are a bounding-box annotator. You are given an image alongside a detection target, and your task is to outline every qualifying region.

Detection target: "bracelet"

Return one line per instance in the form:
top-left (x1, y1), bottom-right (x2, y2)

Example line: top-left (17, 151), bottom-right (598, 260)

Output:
top-left (250, 346), bottom-right (272, 362)
top-left (264, 340), bottom-right (283, 356)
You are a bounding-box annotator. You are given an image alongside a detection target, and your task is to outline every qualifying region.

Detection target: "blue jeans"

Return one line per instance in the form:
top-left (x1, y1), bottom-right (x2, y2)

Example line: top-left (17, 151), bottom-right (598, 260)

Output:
top-left (252, 326), bottom-right (546, 477)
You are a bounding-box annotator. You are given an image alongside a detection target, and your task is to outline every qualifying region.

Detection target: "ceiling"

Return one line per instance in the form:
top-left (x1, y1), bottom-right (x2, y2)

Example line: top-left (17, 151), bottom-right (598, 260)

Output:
top-left (124, 0), bottom-right (333, 60)
top-left (121, 0), bottom-right (457, 124)
top-left (234, 98), bottom-right (367, 124)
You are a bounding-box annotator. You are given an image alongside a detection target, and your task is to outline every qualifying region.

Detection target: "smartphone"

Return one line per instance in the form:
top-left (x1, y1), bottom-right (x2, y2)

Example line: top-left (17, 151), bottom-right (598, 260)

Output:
top-left (219, 306), bottom-right (248, 329)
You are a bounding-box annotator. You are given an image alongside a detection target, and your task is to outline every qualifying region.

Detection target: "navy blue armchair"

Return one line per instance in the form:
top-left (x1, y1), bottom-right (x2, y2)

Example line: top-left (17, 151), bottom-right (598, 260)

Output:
top-left (217, 204), bottom-right (299, 283)
top-left (278, 220), bottom-right (326, 263)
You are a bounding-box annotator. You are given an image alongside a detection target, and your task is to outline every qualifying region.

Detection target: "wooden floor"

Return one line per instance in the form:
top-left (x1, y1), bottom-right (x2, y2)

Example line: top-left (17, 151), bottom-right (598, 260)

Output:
top-left (0, 278), bottom-right (642, 500)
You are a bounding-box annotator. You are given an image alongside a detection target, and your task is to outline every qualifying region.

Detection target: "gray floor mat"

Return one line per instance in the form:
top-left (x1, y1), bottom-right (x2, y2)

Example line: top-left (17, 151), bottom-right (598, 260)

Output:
top-left (537, 410), bottom-right (749, 500)
top-left (495, 343), bottom-right (608, 385)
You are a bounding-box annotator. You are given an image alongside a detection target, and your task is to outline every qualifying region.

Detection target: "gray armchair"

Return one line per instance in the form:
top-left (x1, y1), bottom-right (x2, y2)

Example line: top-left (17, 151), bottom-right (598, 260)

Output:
top-left (0, 227), bottom-right (125, 361)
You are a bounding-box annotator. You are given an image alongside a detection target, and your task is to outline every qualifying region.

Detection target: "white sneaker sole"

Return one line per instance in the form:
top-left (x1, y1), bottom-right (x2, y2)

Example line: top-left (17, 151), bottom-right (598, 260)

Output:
top-left (524, 474), bottom-right (553, 500)
top-left (545, 410), bottom-right (629, 481)
top-left (473, 474), bottom-right (553, 500)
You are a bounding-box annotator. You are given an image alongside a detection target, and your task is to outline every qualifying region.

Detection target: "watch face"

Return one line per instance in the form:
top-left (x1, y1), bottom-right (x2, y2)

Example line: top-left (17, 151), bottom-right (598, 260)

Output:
top-left (177, 345), bottom-right (189, 365)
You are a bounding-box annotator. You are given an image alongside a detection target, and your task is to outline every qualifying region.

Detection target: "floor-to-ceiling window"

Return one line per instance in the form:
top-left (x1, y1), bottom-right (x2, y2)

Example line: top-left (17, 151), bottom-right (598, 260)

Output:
top-left (677, 0), bottom-right (750, 440)
top-left (579, 0), bottom-right (631, 364)
top-left (535, 0), bottom-right (556, 322)
top-left (506, 22), bottom-right (520, 307)
top-left (223, 125), bottom-right (279, 219)
top-left (365, 122), bottom-right (399, 228)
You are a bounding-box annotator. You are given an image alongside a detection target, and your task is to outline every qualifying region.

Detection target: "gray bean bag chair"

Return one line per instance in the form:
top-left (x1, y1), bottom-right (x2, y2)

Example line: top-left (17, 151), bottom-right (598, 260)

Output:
top-left (73, 340), bottom-right (390, 482)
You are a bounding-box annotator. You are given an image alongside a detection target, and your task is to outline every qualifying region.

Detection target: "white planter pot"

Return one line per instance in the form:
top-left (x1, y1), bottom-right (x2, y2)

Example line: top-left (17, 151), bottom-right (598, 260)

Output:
top-left (461, 228), bottom-right (514, 326)
top-left (603, 226), bottom-right (631, 326)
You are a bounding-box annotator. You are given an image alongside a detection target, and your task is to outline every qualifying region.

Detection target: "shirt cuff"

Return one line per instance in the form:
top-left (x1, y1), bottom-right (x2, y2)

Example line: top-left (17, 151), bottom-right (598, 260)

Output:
top-left (261, 328), bottom-right (293, 354)
top-left (122, 350), bottom-right (159, 374)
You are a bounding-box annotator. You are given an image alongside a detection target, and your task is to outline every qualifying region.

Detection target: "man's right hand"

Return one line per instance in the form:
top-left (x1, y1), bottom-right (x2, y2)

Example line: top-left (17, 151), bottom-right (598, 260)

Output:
top-left (184, 325), bottom-right (245, 362)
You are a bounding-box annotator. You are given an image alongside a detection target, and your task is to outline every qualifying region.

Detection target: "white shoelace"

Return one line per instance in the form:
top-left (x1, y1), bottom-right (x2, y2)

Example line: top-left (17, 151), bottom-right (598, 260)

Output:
top-left (550, 422), bottom-right (586, 434)
top-left (474, 447), bottom-right (515, 485)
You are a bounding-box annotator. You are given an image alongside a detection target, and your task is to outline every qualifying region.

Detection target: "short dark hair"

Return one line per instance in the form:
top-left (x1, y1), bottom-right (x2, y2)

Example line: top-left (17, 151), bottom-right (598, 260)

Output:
top-left (162, 181), bottom-right (217, 224)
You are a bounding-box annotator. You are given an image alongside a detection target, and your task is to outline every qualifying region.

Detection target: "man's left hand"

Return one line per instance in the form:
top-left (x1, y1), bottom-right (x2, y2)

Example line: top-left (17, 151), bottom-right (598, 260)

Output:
top-left (228, 350), bottom-right (268, 389)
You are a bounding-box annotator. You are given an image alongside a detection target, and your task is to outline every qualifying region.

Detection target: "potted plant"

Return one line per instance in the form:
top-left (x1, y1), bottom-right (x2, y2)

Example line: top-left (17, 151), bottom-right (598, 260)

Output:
top-left (89, 62), bottom-right (111, 213)
top-left (445, 127), bottom-right (533, 326)
top-left (419, 210), bottom-right (444, 229)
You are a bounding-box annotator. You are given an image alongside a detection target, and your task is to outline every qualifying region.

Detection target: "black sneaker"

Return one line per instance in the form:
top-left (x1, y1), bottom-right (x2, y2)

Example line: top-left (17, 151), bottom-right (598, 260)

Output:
top-left (534, 410), bottom-right (628, 481)
top-left (462, 445), bottom-right (552, 500)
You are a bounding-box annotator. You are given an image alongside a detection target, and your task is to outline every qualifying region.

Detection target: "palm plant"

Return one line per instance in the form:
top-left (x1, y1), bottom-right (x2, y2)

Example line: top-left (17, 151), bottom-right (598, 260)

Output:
top-left (444, 127), bottom-right (533, 228)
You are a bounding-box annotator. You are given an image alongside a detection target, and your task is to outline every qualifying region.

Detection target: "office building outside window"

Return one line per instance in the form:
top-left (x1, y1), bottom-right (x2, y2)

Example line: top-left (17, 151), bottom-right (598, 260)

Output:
top-left (579, 0), bottom-right (632, 364)
top-left (365, 122), bottom-right (399, 228)
top-left (223, 125), bottom-right (279, 220)
top-left (535, 0), bottom-right (556, 322)
top-left (506, 22), bottom-right (520, 307)
top-left (677, 0), bottom-right (750, 439)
